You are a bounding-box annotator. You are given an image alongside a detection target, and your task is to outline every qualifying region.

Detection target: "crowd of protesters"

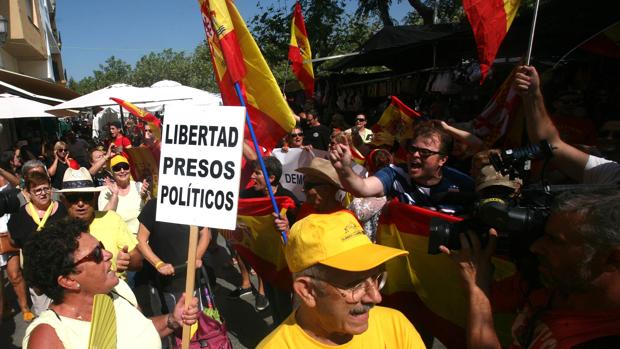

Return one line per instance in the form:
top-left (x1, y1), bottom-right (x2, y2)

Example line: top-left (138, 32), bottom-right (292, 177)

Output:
top-left (1, 64), bottom-right (619, 348)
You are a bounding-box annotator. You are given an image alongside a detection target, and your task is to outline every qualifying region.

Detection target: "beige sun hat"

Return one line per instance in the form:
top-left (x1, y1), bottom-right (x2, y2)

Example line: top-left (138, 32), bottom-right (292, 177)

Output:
top-left (296, 157), bottom-right (343, 189)
top-left (57, 167), bottom-right (105, 193)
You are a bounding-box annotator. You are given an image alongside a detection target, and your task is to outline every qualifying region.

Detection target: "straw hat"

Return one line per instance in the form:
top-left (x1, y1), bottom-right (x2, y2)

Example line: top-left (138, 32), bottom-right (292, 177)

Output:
top-left (296, 158), bottom-right (343, 189)
top-left (57, 168), bottom-right (105, 193)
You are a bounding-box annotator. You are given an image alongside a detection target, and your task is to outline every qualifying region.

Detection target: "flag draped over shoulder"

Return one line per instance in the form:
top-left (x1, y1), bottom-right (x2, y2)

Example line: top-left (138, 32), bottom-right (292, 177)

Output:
top-left (377, 200), bottom-right (518, 348)
top-left (229, 196), bottom-right (297, 291)
top-left (371, 96), bottom-right (420, 148)
top-left (463, 0), bottom-right (521, 83)
top-left (197, 0), bottom-right (296, 150)
top-left (288, 2), bottom-right (314, 98)
top-left (472, 66), bottom-right (523, 148)
top-left (110, 97), bottom-right (161, 141)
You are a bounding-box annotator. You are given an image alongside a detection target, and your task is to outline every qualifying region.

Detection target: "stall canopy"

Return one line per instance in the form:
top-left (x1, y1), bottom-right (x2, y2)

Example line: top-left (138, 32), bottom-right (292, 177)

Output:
top-left (329, 0), bottom-right (619, 73)
top-left (0, 93), bottom-right (60, 119)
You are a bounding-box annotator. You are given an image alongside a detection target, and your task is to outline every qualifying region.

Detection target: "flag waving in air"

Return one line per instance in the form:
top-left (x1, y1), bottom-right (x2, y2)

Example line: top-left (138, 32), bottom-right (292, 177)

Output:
top-left (288, 1), bottom-right (314, 98)
top-left (371, 96), bottom-right (420, 148)
top-left (197, 0), bottom-right (296, 150)
top-left (110, 97), bottom-right (161, 141)
top-left (463, 0), bottom-right (521, 83)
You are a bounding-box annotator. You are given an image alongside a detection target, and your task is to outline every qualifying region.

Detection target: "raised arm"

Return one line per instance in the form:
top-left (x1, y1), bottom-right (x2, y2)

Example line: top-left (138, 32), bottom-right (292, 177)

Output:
top-left (329, 141), bottom-right (385, 197)
top-left (514, 65), bottom-right (589, 182)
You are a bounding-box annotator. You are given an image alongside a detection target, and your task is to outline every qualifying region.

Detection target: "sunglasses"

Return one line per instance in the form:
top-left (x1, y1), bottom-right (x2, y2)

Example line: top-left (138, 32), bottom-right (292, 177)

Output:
top-left (356, 118), bottom-right (366, 122)
top-left (144, 129), bottom-right (153, 133)
top-left (57, 149), bottom-right (68, 153)
top-left (64, 192), bottom-right (95, 204)
top-left (406, 145), bottom-right (441, 158)
top-left (289, 132), bottom-right (304, 138)
top-left (73, 241), bottom-right (106, 267)
top-left (112, 163), bottom-right (130, 172)
top-left (303, 182), bottom-right (331, 191)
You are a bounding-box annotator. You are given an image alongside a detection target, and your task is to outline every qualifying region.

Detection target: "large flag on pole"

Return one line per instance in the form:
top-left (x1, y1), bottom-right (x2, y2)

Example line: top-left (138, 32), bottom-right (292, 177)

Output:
top-left (288, 1), bottom-right (314, 98)
top-left (226, 196), bottom-right (297, 291)
top-left (377, 200), bottom-right (519, 347)
top-left (463, 0), bottom-right (521, 83)
top-left (197, 0), bottom-right (296, 150)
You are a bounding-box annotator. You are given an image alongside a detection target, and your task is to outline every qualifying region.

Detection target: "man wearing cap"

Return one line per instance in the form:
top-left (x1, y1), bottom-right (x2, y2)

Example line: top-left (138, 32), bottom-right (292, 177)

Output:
top-left (258, 211), bottom-right (425, 348)
top-left (59, 167), bottom-right (141, 275)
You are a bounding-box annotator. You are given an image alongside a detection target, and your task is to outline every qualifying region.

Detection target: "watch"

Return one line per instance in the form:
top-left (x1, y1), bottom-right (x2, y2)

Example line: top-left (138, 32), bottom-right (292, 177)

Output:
top-left (166, 313), bottom-right (181, 330)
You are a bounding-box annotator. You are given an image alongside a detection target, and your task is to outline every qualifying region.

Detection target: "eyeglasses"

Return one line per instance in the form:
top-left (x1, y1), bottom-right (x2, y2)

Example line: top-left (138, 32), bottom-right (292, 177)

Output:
top-left (112, 163), bottom-right (130, 172)
top-left (73, 241), bottom-right (106, 267)
top-left (289, 132), bottom-right (303, 138)
top-left (64, 192), bottom-right (95, 204)
top-left (31, 186), bottom-right (51, 196)
top-left (406, 145), bottom-right (442, 158)
top-left (311, 271), bottom-right (387, 303)
top-left (57, 149), bottom-right (68, 153)
top-left (356, 118), bottom-right (366, 122)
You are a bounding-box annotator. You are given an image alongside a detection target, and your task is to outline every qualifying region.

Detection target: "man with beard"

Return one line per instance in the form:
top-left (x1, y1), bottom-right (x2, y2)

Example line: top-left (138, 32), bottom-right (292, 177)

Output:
top-left (330, 121), bottom-right (473, 213)
top-left (257, 211), bottom-right (425, 348)
top-left (441, 190), bottom-right (620, 348)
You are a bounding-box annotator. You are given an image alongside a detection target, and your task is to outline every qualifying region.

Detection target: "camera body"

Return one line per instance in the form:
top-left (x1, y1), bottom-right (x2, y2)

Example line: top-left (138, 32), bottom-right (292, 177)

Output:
top-left (428, 141), bottom-right (555, 257)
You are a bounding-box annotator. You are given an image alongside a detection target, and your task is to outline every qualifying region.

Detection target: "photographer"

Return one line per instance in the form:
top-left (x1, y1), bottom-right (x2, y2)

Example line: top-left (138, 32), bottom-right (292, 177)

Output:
top-left (515, 66), bottom-right (620, 184)
top-left (441, 189), bottom-right (620, 348)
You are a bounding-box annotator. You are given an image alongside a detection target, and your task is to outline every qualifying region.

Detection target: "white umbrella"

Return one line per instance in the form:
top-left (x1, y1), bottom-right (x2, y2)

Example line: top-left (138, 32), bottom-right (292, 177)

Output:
top-left (148, 80), bottom-right (221, 106)
top-left (0, 93), bottom-right (65, 119)
top-left (46, 82), bottom-right (221, 116)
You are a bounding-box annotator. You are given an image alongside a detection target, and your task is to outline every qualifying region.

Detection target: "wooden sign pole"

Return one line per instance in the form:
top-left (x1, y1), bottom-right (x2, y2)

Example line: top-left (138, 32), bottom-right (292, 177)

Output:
top-left (181, 225), bottom-right (199, 349)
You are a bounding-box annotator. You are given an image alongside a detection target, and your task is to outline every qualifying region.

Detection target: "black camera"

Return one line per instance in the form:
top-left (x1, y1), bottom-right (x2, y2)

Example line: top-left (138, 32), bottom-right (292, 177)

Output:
top-left (0, 188), bottom-right (21, 216)
top-left (428, 141), bottom-right (555, 257)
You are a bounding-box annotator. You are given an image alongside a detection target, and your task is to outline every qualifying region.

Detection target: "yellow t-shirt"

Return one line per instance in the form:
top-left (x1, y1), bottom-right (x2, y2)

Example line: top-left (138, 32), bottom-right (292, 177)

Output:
top-left (257, 306), bottom-right (426, 349)
top-left (89, 211), bottom-right (138, 273)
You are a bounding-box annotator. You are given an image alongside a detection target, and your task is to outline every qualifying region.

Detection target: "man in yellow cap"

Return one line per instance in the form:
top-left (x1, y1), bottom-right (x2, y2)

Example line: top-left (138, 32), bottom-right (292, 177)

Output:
top-left (257, 211), bottom-right (426, 348)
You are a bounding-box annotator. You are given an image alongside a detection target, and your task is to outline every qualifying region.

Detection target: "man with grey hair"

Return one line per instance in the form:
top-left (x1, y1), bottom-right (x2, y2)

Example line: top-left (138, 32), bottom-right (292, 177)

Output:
top-left (442, 189), bottom-right (620, 348)
top-left (258, 211), bottom-right (426, 348)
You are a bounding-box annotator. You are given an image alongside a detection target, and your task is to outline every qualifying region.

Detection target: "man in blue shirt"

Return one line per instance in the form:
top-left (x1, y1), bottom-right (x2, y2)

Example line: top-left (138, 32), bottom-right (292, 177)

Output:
top-left (330, 121), bottom-right (473, 214)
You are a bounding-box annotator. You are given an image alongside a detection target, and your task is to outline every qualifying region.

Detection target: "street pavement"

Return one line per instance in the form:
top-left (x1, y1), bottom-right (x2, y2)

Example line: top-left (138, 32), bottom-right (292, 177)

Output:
top-left (1, 234), bottom-right (445, 348)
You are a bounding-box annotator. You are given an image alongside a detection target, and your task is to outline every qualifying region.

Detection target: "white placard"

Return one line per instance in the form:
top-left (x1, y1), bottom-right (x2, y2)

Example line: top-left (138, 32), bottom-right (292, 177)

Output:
top-left (157, 104), bottom-right (245, 230)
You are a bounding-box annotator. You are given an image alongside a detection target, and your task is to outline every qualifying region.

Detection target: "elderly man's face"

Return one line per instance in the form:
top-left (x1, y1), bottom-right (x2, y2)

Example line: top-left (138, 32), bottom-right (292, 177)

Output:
top-left (64, 192), bottom-right (96, 222)
top-left (530, 211), bottom-right (605, 294)
top-left (310, 266), bottom-right (384, 337)
top-left (406, 134), bottom-right (447, 185)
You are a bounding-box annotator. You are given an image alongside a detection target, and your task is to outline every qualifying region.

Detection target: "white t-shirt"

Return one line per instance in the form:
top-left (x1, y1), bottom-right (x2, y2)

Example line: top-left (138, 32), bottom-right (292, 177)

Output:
top-left (583, 155), bottom-right (620, 184)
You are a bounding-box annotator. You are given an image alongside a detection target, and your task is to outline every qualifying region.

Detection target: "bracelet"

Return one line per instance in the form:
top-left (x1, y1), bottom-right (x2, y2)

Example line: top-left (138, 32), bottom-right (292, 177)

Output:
top-left (155, 261), bottom-right (164, 269)
top-left (166, 313), bottom-right (181, 330)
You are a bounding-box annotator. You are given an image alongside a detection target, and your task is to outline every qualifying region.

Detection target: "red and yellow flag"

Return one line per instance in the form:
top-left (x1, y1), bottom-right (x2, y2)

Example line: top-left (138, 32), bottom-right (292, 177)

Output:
top-left (472, 65), bottom-right (523, 148)
top-left (197, 0), bottom-right (296, 150)
top-left (377, 200), bottom-right (518, 347)
top-left (463, 0), bottom-right (521, 83)
top-left (228, 196), bottom-right (296, 291)
top-left (371, 96), bottom-right (420, 149)
top-left (110, 97), bottom-right (162, 141)
top-left (288, 2), bottom-right (314, 98)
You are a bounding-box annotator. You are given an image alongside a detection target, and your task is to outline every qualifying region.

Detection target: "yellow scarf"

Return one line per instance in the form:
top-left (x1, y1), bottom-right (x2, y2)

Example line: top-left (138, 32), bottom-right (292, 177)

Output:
top-left (28, 201), bottom-right (54, 231)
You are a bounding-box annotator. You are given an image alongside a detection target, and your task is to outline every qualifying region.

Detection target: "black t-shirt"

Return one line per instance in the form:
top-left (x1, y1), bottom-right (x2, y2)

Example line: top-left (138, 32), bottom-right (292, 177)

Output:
top-left (302, 124), bottom-right (331, 151)
top-left (7, 203), bottom-right (68, 247)
top-left (240, 186), bottom-right (300, 225)
top-left (138, 199), bottom-right (194, 293)
top-left (50, 161), bottom-right (69, 190)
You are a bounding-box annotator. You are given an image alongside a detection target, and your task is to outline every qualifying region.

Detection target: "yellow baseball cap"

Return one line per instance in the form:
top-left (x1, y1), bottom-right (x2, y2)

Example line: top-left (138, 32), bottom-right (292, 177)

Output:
top-left (110, 155), bottom-right (129, 168)
top-left (285, 211), bottom-right (408, 273)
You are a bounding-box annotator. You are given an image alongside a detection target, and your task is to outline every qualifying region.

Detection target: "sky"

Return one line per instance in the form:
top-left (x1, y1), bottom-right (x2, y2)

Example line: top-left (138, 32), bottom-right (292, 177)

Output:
top-left (56, 0), bottom-right (411, 81)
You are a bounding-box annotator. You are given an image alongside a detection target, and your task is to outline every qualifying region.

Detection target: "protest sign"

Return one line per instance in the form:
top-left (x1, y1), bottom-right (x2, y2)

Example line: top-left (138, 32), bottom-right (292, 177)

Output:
top-left (156, 104), bottom-right (245, 230)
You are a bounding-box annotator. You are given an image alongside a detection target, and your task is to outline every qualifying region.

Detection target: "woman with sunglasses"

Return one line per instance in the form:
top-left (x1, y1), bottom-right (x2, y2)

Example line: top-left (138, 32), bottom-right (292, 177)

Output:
top-left (22, 219), bottom-right (198, 349)
top-left (48, 141), bottom-right (73, 190)
top-left (7, 171), bottom-right (67, 320)
top-left (98, 155), bottom-right (149, 235)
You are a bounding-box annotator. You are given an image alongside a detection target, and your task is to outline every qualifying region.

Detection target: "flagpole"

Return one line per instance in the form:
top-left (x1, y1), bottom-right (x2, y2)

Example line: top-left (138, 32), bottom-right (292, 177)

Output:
top-left (525, 0), bottom-right (541, 65)
top-left (233, 82), bottom-right (288, 244)
top-left (282, 61), bottom-right (290, 96)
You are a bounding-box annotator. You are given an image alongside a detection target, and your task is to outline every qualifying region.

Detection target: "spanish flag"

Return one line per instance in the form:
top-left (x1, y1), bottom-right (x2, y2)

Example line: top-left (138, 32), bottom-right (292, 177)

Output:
top-left (110, 97), bottom-right (161, 141)
top-left (377, 200), bottom-right (518, 347)
top-left (371, 96), bottom-right (420, 148)
top-left (463, 0), bottom-right (521, 83)
top-left (197, 0), bottom-right (296, 150)
top-left (229, 196), bottom-right (297, 291)
top-left (288, 2), bottom-right (314, 98)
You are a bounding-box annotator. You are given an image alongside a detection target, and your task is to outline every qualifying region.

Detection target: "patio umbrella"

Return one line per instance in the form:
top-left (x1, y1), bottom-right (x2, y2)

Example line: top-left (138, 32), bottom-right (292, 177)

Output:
top-left (0, 93), bottom-right (66, 119)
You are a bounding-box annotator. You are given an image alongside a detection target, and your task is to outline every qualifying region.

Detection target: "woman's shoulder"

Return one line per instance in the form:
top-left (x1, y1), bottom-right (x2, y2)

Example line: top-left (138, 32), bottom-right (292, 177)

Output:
top-left (23, 311), bottom-right (65, 349)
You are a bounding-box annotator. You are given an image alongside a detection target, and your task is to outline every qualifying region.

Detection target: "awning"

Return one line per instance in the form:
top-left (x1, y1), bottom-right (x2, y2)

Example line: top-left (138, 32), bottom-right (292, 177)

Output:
top-left (0, 68), bottom-right (79, 102)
